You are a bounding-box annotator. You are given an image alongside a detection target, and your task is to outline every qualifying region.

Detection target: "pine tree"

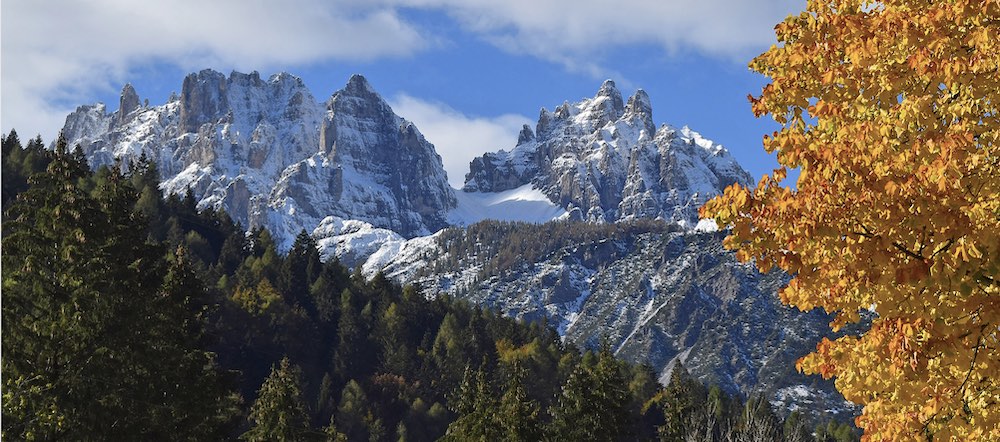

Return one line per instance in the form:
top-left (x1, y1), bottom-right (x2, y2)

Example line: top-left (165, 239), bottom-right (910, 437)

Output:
top-left (432, 312), bottom-right (469, 392)
top-left (378, 302), bottom-right (415, 375)
top-left (730, 394), bottom-right (782, 442)
top-left (284, 230), bottom-right (321, 314)
top-left (548, 347), bottom-right (632, 441)
top-left (2, 141), bottom-right (236, 440)
top-left (496, 362), bottom-right (542, 441)
top-left (441, 365), bottom-right (501, 441)
top-left (657, 363), bottom-right (703, 441)
top-left (337, 380), bottom-right (371, 441)
top-left (243, 357), bottom-right (312, 442)
top-left (323, 415), bottom-right (349, 442)
top-left (2, 138), bottom-right (107, 439)
top-left (334, 289), bottom-right (366, 380)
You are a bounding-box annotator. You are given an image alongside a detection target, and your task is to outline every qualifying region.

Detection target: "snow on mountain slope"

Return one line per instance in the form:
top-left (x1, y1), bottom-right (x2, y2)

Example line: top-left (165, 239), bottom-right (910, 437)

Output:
top-left (369, 222), bottom-right (859, 422)
top-left (56, 72), bottom-right (856, 424)
top-left (59, 70), bottom-right (455, 250)
top-left (464, 80), bottom-right (754, 225)
top-left (448, 184), bottom-right (568, 226)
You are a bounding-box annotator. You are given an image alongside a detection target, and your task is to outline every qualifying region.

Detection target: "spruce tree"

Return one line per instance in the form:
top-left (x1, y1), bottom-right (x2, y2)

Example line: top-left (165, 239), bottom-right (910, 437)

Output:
top-left (243, 357), bottom-right (312, 442)
top-left (441, 365), bottom-right (501, 441)
top-left (337, 380), bottom-right (371, 441)
top-left (497, 362), bottom-right (542, 441)
top-left (2, 141), bottom-right (236, 440)
top-left (658, 362), bottom-right (703, 441)
top-left (548, 348), bottom-right (632, 441)
top-left (334, 289), bottom-right (365, 380)
top-left (2, 138), bottom-right (106, 439)
top-left (284, 230), bottom-right (320, 314)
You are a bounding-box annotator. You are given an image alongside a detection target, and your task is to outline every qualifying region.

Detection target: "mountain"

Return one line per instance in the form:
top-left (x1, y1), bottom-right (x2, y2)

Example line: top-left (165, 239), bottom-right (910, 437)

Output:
top-left (59, 70), bottom-right (454, 249)
top-left (355, 220), bottom-right (857, 421)
top-left (463, 80), bottom-right (753, 225)
top-left (56, 71), bottom-right (855, 423)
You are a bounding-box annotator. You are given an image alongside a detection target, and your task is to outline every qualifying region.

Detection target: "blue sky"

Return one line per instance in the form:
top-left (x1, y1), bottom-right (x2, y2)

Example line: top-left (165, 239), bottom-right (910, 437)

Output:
top-left (1, 0), bottom-right (802, 187)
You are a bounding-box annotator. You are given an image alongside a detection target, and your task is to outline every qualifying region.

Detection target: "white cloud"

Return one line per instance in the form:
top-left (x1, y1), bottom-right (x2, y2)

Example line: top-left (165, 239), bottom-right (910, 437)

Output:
top-left (1, 0), bottom-right (800, 143)
top-left (389, 94), bottom-right (531, 188)
top-left (1, 0), bottom-right (429, 140)
top-left (385, 0), bottom-right (800, 65)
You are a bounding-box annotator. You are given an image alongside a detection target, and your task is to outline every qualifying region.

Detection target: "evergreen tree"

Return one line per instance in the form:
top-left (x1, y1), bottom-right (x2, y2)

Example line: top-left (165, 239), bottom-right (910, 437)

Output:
top-left (441, 365), bottom-right (501, 441)
top-left (144, 247), bottom-right (241, 439)
top-left (334, 289), bottom-right (366, 381)
top-left (243, 357), bottom-right (312, 442)
top-left (2, 138), bottom-right (107, 439)
top-left (337, 380), bottom-right (371, 441)
top-left (496, 362), bottom-right (542, 441)
top-left (0, 129), bottom-right (37, 207)
top-left (284, 230), bottom-right (321, 314)
top-left (657, 363), bottom-right (703, 441)
top-left (784, 411), bottom-right (814, 442)
top-left (323, 415), bottom-right (349, 442)
top-left (378, 302), bottom-right (415, 375)
top-left (431, 312), bottom-right (469, 392)
top-left (730, 394), bottom-right (783, 442)
top-left (2, 141), bottom-right (236, 440)
top-left (548, 347), bottom-right (632, 441)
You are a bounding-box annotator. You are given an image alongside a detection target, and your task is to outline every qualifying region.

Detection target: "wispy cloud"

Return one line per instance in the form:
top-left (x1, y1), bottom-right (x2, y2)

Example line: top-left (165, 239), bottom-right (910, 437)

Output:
top-left (388, 0), bottom-right (799, 68)
top-left (1, 1), bottom-right (799, 142)
top-left (389, 94), bottom-right (531, 188)
top-left (1, 0), bottom-right (429, 139)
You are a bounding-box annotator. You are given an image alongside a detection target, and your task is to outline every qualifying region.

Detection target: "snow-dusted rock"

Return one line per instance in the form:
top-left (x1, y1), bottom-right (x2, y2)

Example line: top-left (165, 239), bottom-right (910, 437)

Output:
top-left (371, 224), bottom-right (859, 422)
top-left (60, 70), bottom-right (456, 250)
top-left (464, 80), bottom-right (753, 225)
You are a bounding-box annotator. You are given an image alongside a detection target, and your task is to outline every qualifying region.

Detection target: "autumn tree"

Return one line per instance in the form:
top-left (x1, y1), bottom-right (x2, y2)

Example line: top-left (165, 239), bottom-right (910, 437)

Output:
top-left (701, 1), bottom-right (999, 440)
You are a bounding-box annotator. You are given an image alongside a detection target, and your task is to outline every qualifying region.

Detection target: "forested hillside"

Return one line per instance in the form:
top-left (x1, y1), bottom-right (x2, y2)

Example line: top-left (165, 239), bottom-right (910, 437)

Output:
top-left (2, 131), bottom-right (857, 441)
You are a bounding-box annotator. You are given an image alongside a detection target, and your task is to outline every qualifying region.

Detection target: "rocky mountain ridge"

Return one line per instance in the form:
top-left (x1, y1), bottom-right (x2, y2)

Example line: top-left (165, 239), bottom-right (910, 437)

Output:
top-left (464, 80), bottom-right (753, 226)
top-left (358, 220), bottom-right (857, 421)
top-left (60, 70), bottom-right (454, 249)
top-left (56, 70), bottom-right (856, 423)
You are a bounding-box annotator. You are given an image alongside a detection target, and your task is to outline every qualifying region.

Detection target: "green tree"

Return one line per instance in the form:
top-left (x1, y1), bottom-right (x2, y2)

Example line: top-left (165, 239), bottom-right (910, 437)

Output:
top-left (323, 414), bottom-right (348, 442)
top-left (243, 357), bottom-right (313, 442)
top-left (337, 379), bottom-right (371, 441)
top-left (657, 363), bottom-right (703, 441)
top-left (334, 289), bottom-right (368, 381)
top-left (284, 230), bottom-right (321, 313)
top-left (378, 302), bottom-right (415, 375)
top-left (441, 365), bottom-right (501, 441)
top-left (2, 141), bottom-right (236, 440)
top-left (548, 347), bottom-right (632, 441)
top-left (145, 247), bottom-right (241, 440)
top-left (431, 312), bottom-right (470, 392)
top-left (497, 362), bottom-right (542, 441)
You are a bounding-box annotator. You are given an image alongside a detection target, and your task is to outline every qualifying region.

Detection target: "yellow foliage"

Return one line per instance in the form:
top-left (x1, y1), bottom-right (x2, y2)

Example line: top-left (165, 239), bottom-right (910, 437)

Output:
top-left (231, 279), bottom-right (282, 316)
top-left (701, 1), bottom-right (1000, 440)
top-left (496, 339), bottom-right (541, 365)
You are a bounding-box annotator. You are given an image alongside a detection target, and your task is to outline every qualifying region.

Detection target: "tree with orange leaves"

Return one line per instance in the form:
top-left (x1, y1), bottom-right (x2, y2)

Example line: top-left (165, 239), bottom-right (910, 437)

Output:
top-left (701, 0), bottom-right (999, 440)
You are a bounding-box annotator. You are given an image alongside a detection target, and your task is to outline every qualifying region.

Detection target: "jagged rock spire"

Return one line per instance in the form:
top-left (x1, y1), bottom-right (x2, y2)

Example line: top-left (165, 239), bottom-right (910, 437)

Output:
top-left (117, 83), bottom-right (141, 124)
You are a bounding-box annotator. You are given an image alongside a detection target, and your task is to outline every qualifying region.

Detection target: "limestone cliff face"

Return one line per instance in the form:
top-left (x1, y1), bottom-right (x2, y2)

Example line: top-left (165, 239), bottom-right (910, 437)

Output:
top-left (59, 70), bottom-right (455, 249)
top-left (464, 80), bottom-right (753, 225)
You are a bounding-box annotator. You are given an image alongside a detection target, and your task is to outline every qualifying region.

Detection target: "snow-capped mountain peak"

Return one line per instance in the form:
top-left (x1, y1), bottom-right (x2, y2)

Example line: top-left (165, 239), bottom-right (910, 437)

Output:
top-left (463, 81), bottom-right (753, 225)
top-left (60, 70), bottom-right (454, 250)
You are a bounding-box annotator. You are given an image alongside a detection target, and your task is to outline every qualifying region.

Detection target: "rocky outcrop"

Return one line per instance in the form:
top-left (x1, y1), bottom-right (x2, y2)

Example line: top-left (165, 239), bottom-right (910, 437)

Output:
top-left (116, 84), bottom-right (141, 125)
top-left (464, 80), bottom-right (753, 225)
top-left (371, 222), bottom-right (858, 422)
top-left (59, 70), bottom-right (456, 249)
